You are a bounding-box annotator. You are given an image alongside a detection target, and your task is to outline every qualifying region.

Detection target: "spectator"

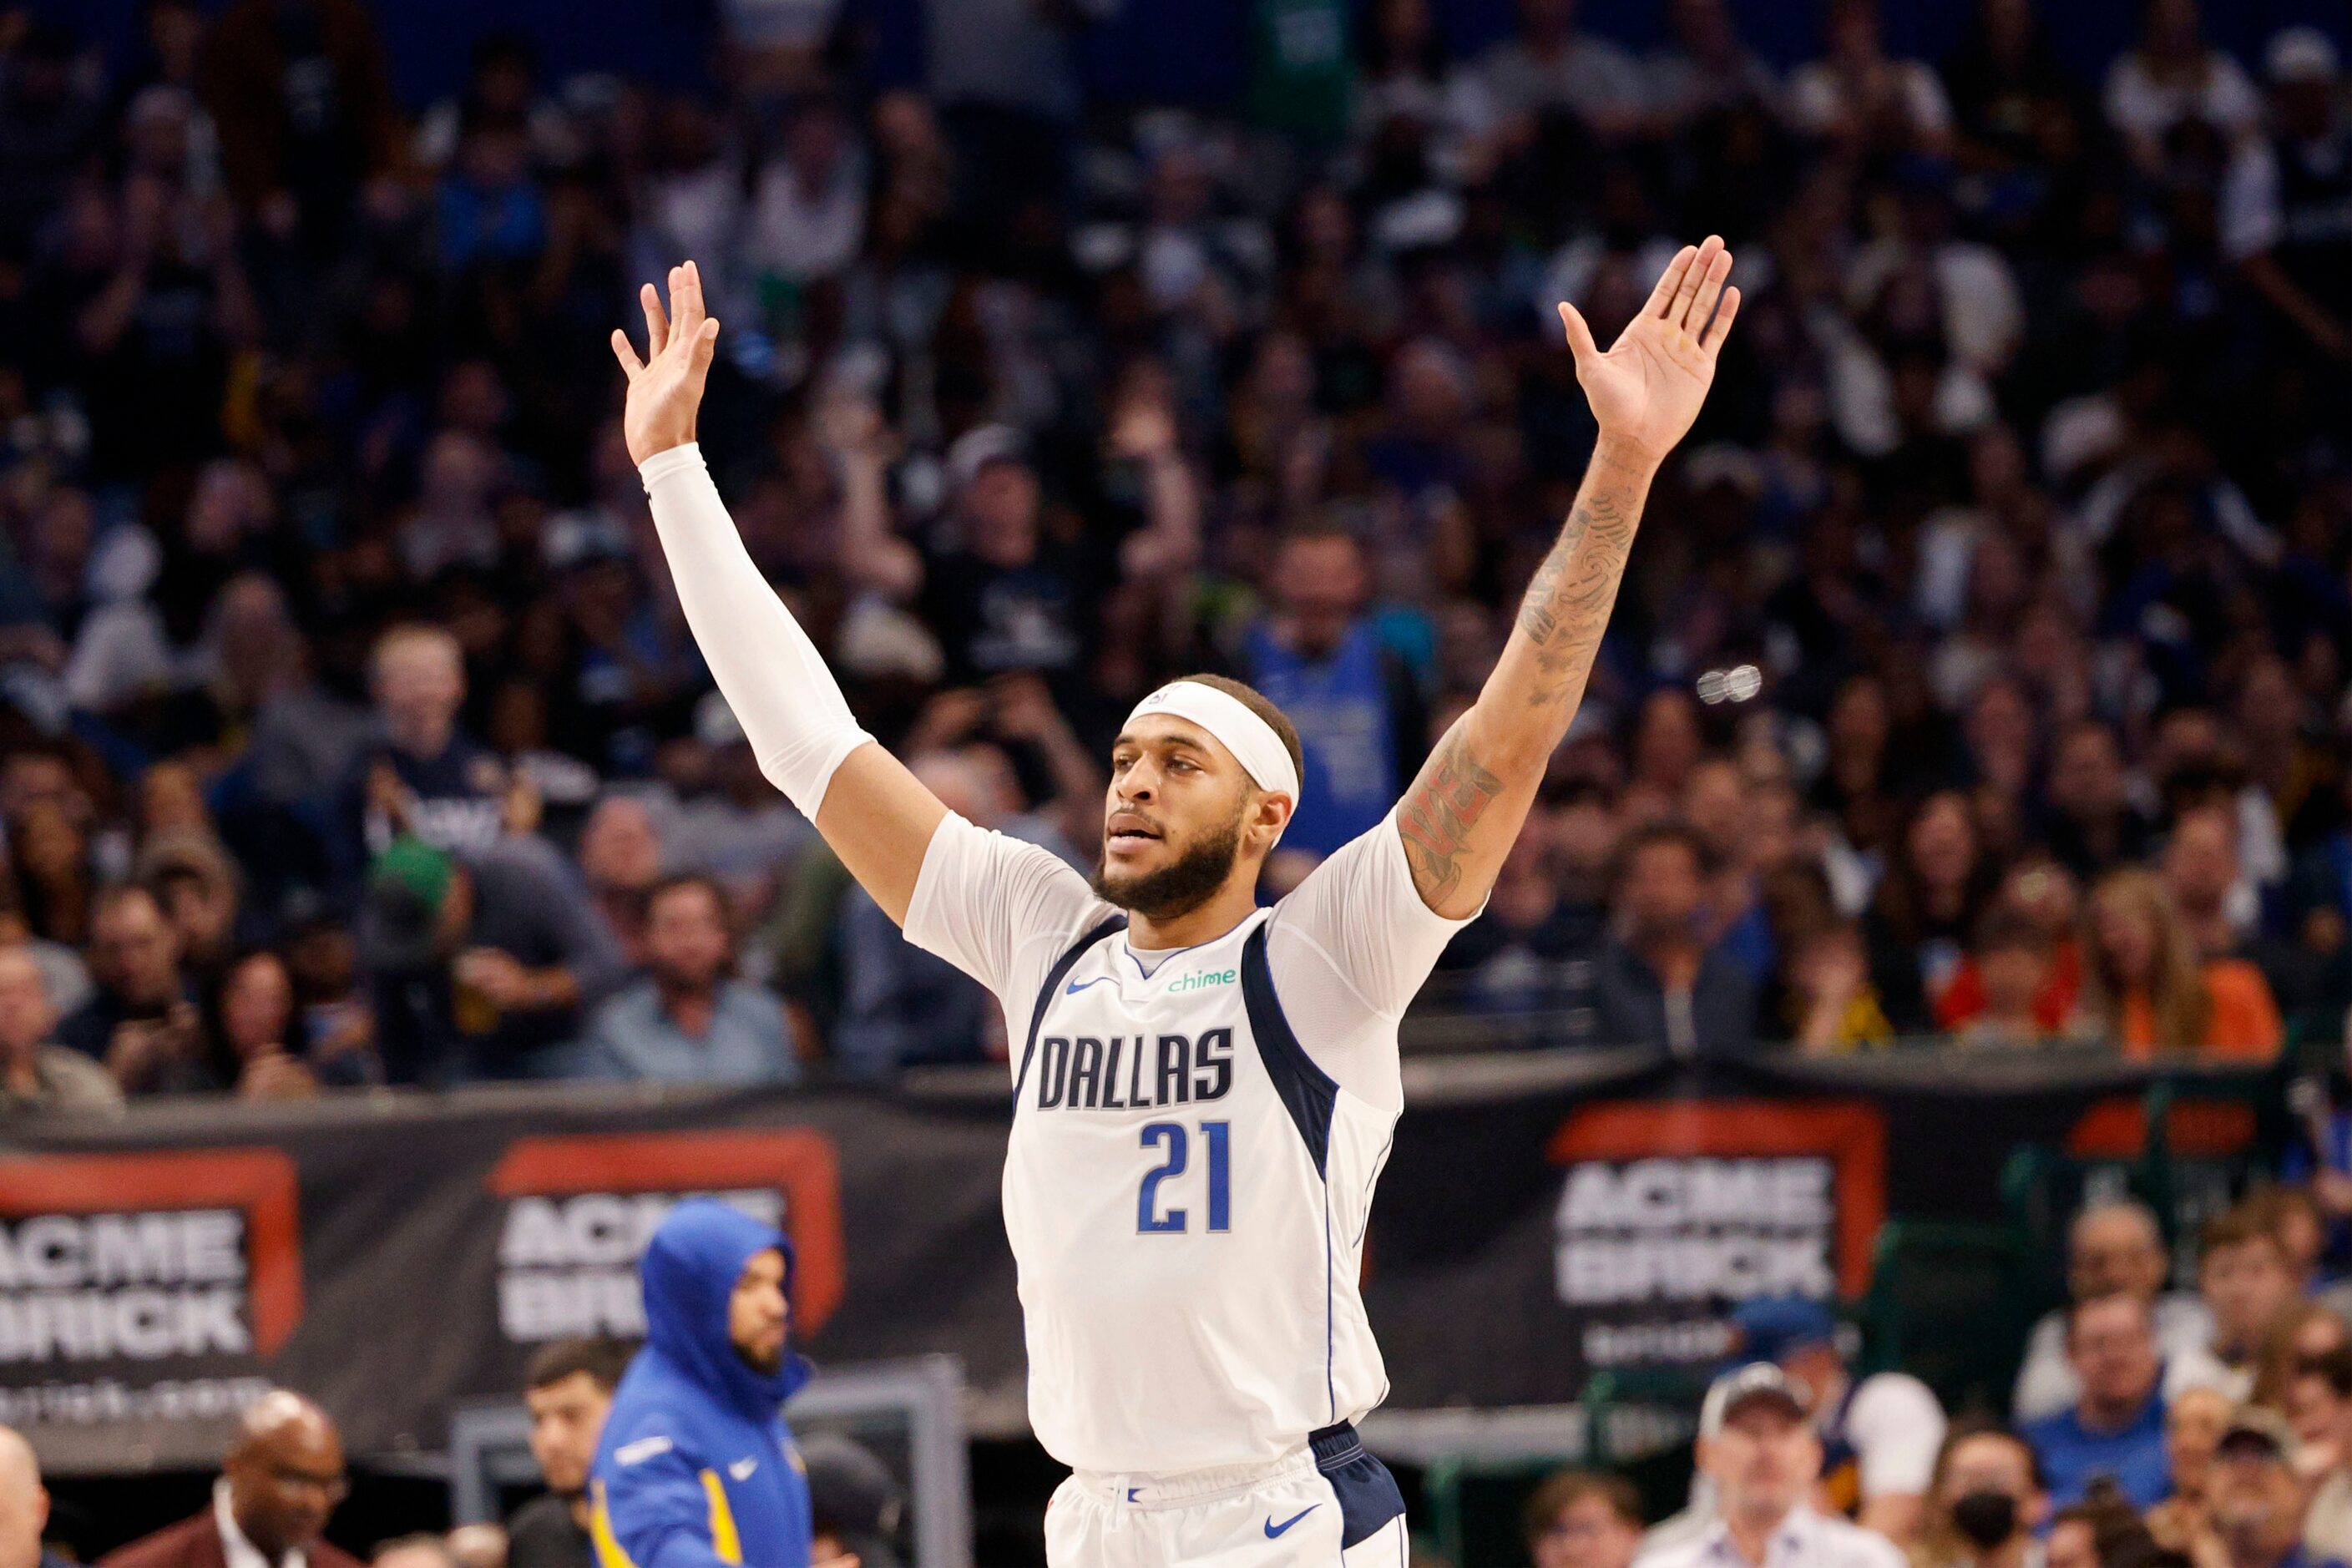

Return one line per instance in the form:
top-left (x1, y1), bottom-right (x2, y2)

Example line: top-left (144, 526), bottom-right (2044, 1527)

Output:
top-left (97, 1391), bottom-right (359, 1568)
top-left (0, 1424), bottom-right (69, 1568)
top-left (1861, 790), bottom-right (1997, 1031)
top-left (199, 0), bottom-right (405, 245)
top-left (1472, 0), bottom-right (1648, 142)
top-left (1524, 1469), bottom-right (1644, 1568)
top-left (2041, 724), bottom-right (2157, 883)
top-left (139, 831), bottom-right (242, 991)
top-left (2299, 1348), bottom-right (2352, 1562)
top-left (2220, 28), bottom-right (2352, 363)
top-left (347, 625), bottom-right (509, 867)
top-left (1780, 920), bottom-right (1901, 1055)
top-left (2202, 1206), bottom-right (2303, 1394)
top-left (2076, 869), bottom-right (2282, 1060)
top-left (59, 883), bottom-right (215, 1095)
top-left (2152, 1384), bottom-right (2236, 1555)
top-left (586, 875), bottom-right (798, 1085)
top-left (1596, 823), bottom-right (1758, 1057)
top-left (2046, 1480), bottom-right (2165, 1568)
top-left (1915, 1423), bottom-right (2050, 1568)
top-left (1784, 0), bottom-right (1955, 157)
top-left (2253, 1302), bottom-right (2349, 1412)
top-left (1952, 907), bottom-right (2066, 1047)
top-left (0, 944), bottom-right (120, 1115)
top-left (2022, 1291), bottom-right (2176, 1510)
top-left (358, 835), bottom-right (625, 1085)
top-left (1727, 1295), bottom-right (1947, 1543)
top-left (2018, 1204), bottom-right (2226, 1424)
top-left (372, 1538), bottom-right (457, 1568)
top-left (590, 1201), bottom-right (814, 1568)
top-left (445, 1529), bottom-right (503, 1568)
top-left (508, 1339), bottom-right (630, 1568)
top-left (2102, 0), bottom-right (2263, 179)
top-left (1431, 837), bottom-right (1601, 1025)
top-left (217, 948), bottom-right (321, 1101)
top-left (576, 796), bottom-right (665, 968)
top-left (800, 1434), bottom-right (903, 1568)
top-left (1241, 524), bottom-right (1425, 861)
top-left (2203, 1406), bottom-right (2344, 1568)
top-left (2165, 803), bottom-right (2323, 1030)
top-left (1633, 1363), bottom-right (1904, 1568)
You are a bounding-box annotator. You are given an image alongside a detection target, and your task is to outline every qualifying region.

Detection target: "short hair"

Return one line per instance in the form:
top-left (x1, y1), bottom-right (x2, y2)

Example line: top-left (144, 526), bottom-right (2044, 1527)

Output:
top-left (2051, 1477), bottom-right (2156, 1564)
top-left (1931, 1418), bottom-right (2046, 1495)
top-left (2299, 1345), bottom-right (2352, 1400)
top-left (1167, 673), bottom-right (1306, 791)
top-left (2200, 1205), bottom-right (2289, 1262)
top-left (371, 623), bottom-right (463, 680)
top-left (1975, 905), bottom-right (2046, 956)
top-left (1521, 1469), bottom-right (1643, 1546)
top-left (92, 880), bottom-right (165, 926)
top-left (644, 873), bottom-right (728, 925)
top-left (1614, 821), bottom-right (1714, 883)
top-left (372, 1536), bottom-right (458, 1568)
top-left (2070, 1198), bottom-right (2162, 1252)
top-left (2066, 1287), bottom-right (2152, 1338)
top-left (524, 1337), bottom-right (632, 1395)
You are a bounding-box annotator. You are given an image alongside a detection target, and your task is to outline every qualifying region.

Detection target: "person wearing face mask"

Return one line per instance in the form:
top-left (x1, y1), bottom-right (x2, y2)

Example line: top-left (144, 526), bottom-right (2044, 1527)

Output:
top-left (2204, 1406), bottom-right (2346, 1568)
top-left (1917, 1424), bottom-right (2051, 1568)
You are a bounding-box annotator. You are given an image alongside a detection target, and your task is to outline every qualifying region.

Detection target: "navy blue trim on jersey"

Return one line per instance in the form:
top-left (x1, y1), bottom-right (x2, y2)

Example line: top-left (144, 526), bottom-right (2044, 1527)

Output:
top-left (1310, 1423), bottom-right (1405, 1550)
top-left (1014, 914), bottom-right (1129, 1102)
top-left (1240, 923), bottom-right (1337, 1177)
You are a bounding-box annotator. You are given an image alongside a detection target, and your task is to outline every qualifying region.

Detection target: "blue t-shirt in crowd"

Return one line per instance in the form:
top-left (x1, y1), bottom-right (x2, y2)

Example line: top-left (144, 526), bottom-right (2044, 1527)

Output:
top-left (2022, 1385), bottom-right (2169, 1510)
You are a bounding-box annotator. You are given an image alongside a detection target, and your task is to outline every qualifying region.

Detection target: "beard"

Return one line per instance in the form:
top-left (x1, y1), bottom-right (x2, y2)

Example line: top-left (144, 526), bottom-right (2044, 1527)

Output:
top-left (1091, 807), bottom-right (1246, 921)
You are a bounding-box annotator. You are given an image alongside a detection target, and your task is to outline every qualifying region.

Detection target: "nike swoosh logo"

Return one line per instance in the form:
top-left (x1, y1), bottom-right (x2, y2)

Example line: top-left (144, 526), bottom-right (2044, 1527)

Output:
top-left (1065, 976), bottom-right (1110, 995)
top-left (1126, 1487), bottom-right (1141, 1502)
top-left (728, 1458), bottom-right (756, 1480)
top-left (1265, 1506), bottom-right (1318, 1539)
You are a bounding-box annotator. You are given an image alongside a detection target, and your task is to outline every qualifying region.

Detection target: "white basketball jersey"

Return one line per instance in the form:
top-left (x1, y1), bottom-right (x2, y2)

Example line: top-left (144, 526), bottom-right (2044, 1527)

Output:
top-left (903, 809), bottom-right (1473, 1476)
top-left (1004, 907), bottom-right (1395, 1473)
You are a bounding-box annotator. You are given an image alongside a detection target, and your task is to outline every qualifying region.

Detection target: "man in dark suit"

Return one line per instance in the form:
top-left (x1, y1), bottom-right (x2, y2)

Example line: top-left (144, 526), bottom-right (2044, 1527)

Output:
top-left (99, 1393), bottom-right (360, 1568)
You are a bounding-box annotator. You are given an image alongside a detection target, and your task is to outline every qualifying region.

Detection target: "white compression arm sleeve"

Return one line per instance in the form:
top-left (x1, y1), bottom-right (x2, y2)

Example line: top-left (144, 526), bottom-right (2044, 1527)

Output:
top-left (640, 443), bottom-right (873, 817)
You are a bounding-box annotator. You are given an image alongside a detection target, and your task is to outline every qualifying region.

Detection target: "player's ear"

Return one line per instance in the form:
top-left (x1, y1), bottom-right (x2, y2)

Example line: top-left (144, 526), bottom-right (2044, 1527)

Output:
top-left (1253, 789), bottom-right (1294, 847)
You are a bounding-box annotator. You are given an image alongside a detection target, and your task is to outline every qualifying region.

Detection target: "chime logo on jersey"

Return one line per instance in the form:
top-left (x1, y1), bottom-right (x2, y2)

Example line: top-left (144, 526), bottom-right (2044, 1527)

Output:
top-left (0, 1150), bottom-right (303, 1364)
top-left (1030, 1028), bottom-right (1234, 1111)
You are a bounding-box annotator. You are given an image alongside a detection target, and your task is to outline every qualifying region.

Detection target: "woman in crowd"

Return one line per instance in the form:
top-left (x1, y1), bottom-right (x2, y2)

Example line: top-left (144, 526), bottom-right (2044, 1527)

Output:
top-left (2076, 868), bottom-right (2281, 1059)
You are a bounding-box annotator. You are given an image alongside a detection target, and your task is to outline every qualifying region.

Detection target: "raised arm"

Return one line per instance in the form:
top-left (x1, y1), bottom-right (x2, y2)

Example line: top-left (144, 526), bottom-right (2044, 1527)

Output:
top-left (613, 262), bottom-right (945, 923)
top-left (1396, 236), bottom-right (1740, 918)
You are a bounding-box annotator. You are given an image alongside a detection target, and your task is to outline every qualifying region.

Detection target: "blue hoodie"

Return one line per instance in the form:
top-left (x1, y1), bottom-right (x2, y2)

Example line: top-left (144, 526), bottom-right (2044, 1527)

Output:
top-left (590, 1200), bottom-right (814, 1568)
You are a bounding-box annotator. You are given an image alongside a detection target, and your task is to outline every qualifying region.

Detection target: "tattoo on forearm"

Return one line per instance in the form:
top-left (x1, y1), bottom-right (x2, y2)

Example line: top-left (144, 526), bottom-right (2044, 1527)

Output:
top-left (1398, 724), bottom-right (1505, 903)
top-left (1512, 485), bottom-right (1638, 709)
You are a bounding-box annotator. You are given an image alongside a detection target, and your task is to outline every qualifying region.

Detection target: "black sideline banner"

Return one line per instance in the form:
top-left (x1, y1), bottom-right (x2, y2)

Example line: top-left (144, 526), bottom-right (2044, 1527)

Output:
top-left (0, 1053), bottom-right (2272, 1472)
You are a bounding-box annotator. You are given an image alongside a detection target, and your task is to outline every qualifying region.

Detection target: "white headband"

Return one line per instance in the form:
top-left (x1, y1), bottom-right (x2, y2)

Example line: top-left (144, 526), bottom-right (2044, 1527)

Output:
top-left (1125, 680), bottom-right (1300, 803)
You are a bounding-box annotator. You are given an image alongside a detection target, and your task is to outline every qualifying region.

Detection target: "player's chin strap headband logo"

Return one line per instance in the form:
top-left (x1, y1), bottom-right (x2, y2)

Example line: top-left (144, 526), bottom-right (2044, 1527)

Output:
top-left (1126, 683), bottom-right (1300, 842)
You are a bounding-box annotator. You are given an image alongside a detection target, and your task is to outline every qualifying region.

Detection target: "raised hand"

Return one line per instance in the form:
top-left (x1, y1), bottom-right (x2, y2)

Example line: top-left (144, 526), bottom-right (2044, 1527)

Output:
top-left (611, 260), bottom-right (721, 466)
top-left (1557, 235), bottom-right (1740, 468)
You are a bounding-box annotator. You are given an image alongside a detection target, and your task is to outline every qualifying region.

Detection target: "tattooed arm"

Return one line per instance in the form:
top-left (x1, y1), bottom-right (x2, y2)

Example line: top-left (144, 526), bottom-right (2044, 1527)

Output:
top-left (1398, 237), bottom-right (1742, 918)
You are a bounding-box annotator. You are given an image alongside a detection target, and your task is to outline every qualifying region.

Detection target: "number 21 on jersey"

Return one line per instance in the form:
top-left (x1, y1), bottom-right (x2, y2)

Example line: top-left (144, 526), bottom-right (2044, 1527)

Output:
top-left (1137, 1120), bottom-right (1230, 1233)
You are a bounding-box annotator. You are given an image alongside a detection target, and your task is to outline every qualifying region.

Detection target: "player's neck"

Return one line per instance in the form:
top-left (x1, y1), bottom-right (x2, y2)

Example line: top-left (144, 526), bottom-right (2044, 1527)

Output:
top-left (1125, 880), bottom-right (1262, 953)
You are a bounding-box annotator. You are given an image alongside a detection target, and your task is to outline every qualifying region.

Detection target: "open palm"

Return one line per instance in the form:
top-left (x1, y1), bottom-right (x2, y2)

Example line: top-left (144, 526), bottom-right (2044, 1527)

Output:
top-left (1559, 235), bottom-right (1740, 466)
top-left (611, 260), bottom-right (721, 466)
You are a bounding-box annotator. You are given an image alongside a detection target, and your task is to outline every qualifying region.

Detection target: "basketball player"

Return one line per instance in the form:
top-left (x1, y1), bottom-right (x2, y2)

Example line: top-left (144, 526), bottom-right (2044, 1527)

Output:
top-left (611, 240), bottom-right (1740, 1565)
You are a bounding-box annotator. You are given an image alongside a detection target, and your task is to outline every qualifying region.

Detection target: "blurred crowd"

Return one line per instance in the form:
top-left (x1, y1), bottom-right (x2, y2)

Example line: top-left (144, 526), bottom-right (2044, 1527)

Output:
top-left (1518, 1186), bottom-right (2352, 1568)
top-left (0, 0), bottom-right (2347, 1105)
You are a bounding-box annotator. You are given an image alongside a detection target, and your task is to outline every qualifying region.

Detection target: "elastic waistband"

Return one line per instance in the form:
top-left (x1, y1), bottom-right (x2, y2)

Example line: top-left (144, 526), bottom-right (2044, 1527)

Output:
top-left (1070, 1423), bottom-right (1363, 1508)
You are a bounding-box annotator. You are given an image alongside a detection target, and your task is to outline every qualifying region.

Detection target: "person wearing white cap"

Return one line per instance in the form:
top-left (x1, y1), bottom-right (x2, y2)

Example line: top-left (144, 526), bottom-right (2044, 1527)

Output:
top-left (2220, 24), bottom-right (2352, 362)
top-left (1635, 1367), bottom-right (1904, 1568)
top-left (609, 241), bottom-right (1743, 1566)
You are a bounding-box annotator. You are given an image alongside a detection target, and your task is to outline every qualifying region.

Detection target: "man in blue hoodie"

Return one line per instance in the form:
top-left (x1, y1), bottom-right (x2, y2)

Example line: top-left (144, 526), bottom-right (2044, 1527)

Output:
top-left (590, 1199), bottom-right (814, 1568)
